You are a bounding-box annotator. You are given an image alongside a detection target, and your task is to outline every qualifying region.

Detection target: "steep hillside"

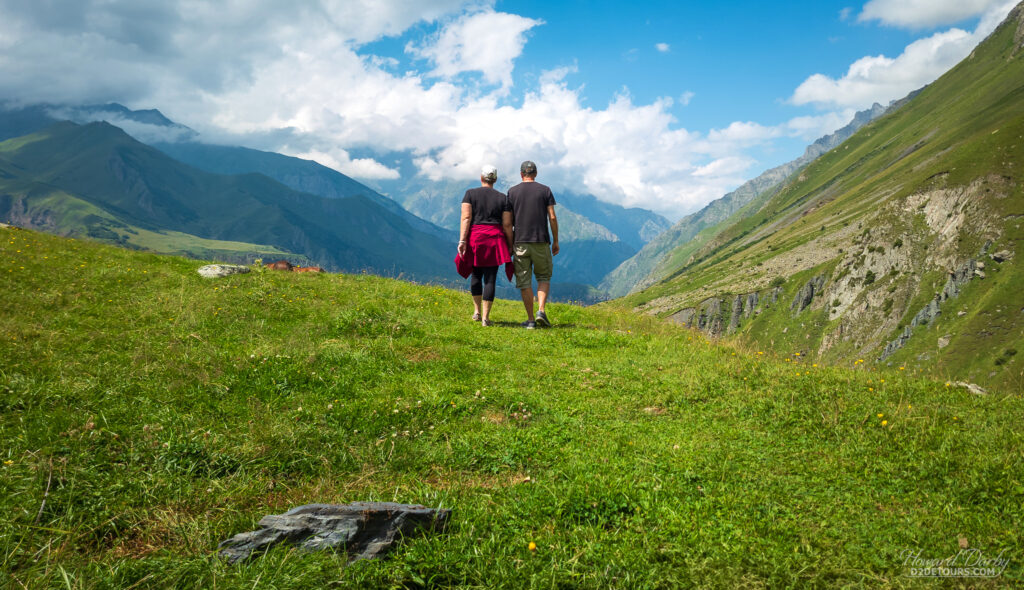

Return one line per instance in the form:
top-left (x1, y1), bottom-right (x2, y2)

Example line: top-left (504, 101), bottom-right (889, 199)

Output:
top-left (614, 3), bottom-right (1024, 392)
top-left (0, 121), bottom-right (456, 283)
top-left (601, 100), bottom-right (912, 298)
top-left (3, 226), bottom-right (1022, 587)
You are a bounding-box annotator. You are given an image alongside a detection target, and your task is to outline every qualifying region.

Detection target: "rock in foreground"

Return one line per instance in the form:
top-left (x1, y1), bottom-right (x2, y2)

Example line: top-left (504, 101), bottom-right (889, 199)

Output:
top-left (218, 502), bottom-right (451, 564)
top-left (197, 264), bottom-right (251, 278)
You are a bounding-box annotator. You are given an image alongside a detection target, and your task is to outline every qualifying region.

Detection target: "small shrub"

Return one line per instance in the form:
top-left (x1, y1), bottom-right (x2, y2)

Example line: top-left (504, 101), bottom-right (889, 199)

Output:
top-left (770, 276), bottom-right (786, 288)
top-left (882, 298), bottom-right (893, 313)
top-left (893, 238), bottom-right (903, 248)
top-left (863, 270), bottom-right (876, 286)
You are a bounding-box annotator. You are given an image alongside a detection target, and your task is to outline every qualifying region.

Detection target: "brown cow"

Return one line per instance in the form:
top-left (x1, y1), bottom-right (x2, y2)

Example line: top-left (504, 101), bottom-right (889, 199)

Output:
top-left (293, 266), bottom-right (325, 273)
top-left (265, 260), bottom-right (294, 271)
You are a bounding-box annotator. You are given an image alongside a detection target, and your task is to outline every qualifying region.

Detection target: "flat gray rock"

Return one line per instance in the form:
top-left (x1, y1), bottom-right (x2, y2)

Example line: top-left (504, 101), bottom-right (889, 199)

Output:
top-left (218, 502), bottom-right (451, 564)
top-left (197, 264), bottom-right (251, 278)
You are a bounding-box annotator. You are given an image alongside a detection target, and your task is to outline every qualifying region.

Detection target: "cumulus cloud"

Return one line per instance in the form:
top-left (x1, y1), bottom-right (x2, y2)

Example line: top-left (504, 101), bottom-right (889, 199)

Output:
top-left (407, 10), bottom-right (542, 88)
top-left (858, 0), bottom-right (1008, 29)
top-left (791, 0), bottom-right (1015, 109)
top-left (655, 42), bottom-right (670, 53)
top-left (679, 91), bottom-right (695, 106)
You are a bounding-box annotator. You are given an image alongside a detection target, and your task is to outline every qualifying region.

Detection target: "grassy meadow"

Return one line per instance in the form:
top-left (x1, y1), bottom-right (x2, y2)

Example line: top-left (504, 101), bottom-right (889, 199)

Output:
top-left (1, 226), bottom-right (1022, 588)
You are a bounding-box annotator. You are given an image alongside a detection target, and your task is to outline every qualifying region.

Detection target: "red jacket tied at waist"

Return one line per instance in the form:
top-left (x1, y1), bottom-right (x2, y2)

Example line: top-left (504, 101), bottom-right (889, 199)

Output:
top-left (454, 224), bottom-right (513, 281)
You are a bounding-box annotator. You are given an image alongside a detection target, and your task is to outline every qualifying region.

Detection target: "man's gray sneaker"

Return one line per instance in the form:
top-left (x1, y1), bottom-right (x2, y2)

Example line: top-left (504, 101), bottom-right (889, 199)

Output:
top-left (521, 320), bottom-right (536, 329)
top-left (535, 311), bottom-right (550, 327)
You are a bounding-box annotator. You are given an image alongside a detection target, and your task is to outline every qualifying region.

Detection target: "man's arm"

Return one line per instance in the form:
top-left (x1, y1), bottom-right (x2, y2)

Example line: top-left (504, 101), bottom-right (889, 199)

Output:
top-left (501, 211), bottom-right (514, 250)
top-left (547, 204), bottom-right (559, 255)
top-left (458, 202), bottom-right (472, 256)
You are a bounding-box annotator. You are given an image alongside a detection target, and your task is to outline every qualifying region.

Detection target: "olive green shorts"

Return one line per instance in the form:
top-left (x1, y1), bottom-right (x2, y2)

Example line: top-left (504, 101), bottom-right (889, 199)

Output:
top-left (513, 243), bottom-right (553, 289)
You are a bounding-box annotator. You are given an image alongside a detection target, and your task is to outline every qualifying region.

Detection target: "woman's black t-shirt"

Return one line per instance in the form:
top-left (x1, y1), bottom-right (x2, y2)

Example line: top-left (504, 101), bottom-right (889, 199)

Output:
top-left (462, 187), bottom-right (511, 226)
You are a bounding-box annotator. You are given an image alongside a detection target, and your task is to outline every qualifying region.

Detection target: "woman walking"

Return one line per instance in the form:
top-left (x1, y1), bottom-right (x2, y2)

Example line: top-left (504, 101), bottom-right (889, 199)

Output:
top-left (457, 165), bottom-right (513, 326)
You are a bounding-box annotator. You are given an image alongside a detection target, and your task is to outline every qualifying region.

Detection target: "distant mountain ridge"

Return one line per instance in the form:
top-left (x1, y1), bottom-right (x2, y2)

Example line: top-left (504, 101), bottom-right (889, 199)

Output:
top-left (600, 95), bottom-right (920, 297)
top-left (0, 120), bottom-right (457, 282)
top-left (152, 141), bottom-right (451, 240)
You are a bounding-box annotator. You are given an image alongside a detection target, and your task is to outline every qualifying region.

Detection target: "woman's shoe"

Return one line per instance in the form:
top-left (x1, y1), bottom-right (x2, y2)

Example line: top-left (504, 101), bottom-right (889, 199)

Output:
top-left (472, 312), bottom-right (481, 322)
top-left (481, 319), bottom-right (493, 327)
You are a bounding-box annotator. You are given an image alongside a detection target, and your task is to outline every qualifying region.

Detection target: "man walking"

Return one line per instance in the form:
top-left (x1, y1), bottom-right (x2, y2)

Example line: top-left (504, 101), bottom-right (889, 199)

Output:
top-left (507, 160), bottom-right (559, 329)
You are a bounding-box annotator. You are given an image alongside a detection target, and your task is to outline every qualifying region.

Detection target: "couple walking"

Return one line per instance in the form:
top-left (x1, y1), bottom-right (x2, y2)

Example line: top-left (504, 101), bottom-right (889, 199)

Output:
top-left (456, 160), bottom-right (559, 328)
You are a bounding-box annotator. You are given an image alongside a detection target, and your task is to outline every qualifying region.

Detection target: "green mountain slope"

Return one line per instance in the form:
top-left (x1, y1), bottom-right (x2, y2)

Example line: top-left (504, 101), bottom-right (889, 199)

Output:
top-left (613, 3), bottom-right (1024, 393)
top-left (0, 121), bottom-right (457, 282)
top-left (600, 100), bottom-right (917, 298)
top-left (153, 141), bottom-right (451, 240)
top-left (3, 226), bottom-right (1022, 586)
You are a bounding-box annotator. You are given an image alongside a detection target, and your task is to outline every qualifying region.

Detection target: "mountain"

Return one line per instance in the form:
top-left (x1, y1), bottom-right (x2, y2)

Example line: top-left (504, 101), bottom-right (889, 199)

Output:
top-left (600, 98), bottom-right (919, 298)
top-left (152, 141), bottom-right (451, 240)
top-left (610, 2), bottom-right (1024, 392)
top-left (0, 121), bottom-right (456, 282)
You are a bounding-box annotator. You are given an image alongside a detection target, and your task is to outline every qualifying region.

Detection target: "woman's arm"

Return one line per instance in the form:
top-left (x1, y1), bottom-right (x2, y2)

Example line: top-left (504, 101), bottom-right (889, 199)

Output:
top-left (458, 202), bottom-right (472, 256)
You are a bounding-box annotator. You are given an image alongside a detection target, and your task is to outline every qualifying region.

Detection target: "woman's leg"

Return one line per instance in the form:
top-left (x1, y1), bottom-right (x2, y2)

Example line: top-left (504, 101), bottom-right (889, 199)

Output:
top-left (470, 267), bottom-right (484, 319)
top-left (480, 265), bottom-right (499, 321)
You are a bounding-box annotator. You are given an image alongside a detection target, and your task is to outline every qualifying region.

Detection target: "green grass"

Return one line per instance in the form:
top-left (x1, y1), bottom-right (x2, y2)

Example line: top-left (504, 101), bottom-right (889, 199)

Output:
top-left (2, 227), bottom-right (1023, 588)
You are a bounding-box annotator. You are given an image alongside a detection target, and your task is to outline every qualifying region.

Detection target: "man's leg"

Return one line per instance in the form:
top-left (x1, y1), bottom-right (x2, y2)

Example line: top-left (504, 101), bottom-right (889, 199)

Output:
top-left (520, 287), bottom-right (534, 321)
top-left (513, 245), bottom-right (535, 323)
top-left (533, 244), bottom-right (554, 326)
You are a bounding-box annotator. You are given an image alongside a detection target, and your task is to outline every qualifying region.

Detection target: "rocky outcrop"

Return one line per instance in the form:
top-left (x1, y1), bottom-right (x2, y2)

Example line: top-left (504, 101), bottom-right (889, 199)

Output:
top-left (790, 275), bottom-right (827, 315)
top-left (726, 292), bottom-right (761, 333)
top-left (218, 502), bottom-right (451, 565)
top-left (669, 297), bottom-right (725, 335)
top-left (744, 292), bottom-right (759, 318)
top-left (879, 257), bottom-right (981, 361)
top-left (197, 264), bottom-right (251, 278)
top-left (671, 290), bottom-right (764, 336)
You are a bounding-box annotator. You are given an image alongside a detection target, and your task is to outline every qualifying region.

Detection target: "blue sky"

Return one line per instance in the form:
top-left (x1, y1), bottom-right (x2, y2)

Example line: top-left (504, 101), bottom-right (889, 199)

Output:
top-left (0, 0), bottom-right (1017, 219)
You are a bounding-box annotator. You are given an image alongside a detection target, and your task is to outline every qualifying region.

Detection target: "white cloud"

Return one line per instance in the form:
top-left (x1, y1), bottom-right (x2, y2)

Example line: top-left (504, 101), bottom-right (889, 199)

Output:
top-left (679, 91), bottom-right (695, 106)
top-left (407, 10), bottom-right (542, 88)
top-left (858, 0), bottom-right (1008, 29)
top-left (289, 149), bottom-right (400, 180)
top-left (839, 7), bottom-right (852, 21)
top-left (4, 0), bottom-right (998, 221)
top-left (792, 1), bottom-right (1015, 109)
top-left (655, 42), bottom-right (670, 53)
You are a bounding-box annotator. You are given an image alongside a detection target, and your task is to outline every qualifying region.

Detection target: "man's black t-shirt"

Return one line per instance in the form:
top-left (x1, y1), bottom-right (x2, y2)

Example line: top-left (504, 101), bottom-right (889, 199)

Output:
top-left (508, 181), bottom-right (556, 244)
top-left (462, 187), bottom-right (510, 226)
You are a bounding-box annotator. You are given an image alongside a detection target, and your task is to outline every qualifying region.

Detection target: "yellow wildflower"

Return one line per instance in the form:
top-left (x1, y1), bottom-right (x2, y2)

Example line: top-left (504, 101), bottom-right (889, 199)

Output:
top-left (528, 542), bottom-right (537, 551)
top-left (881, 420), bottom-right (888, 426)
